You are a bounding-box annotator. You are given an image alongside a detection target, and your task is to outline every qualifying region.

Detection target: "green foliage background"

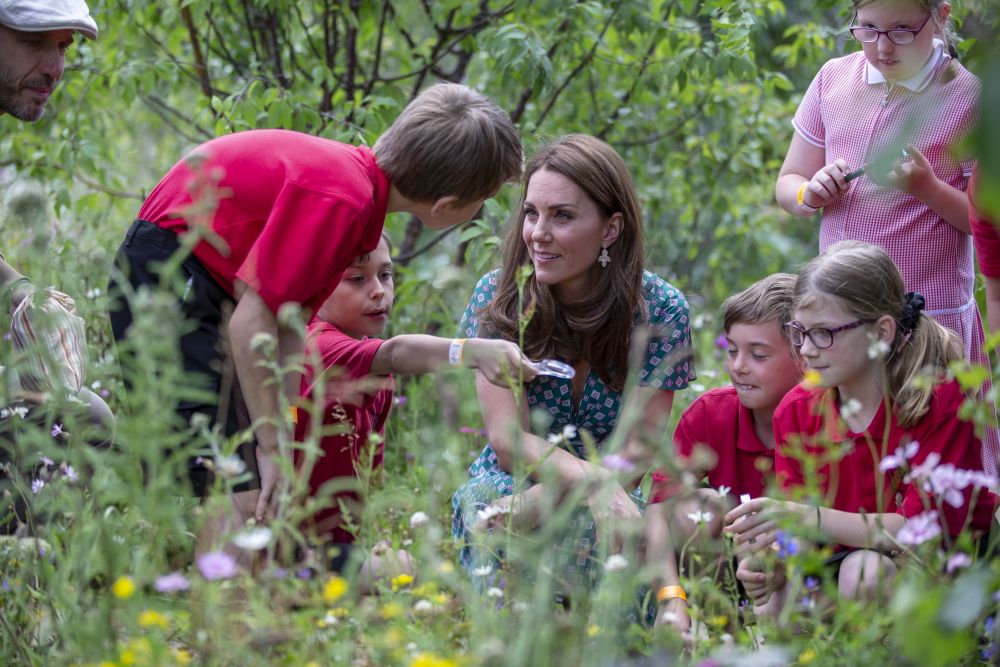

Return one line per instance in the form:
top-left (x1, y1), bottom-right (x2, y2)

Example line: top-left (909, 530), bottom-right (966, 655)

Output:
top-left (1, 1), bottom-right (999, 665)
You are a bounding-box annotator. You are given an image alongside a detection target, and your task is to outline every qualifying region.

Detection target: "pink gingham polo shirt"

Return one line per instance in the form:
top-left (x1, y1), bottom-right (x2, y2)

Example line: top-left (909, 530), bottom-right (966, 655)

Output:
top-left (793, 46), bottom-right (980, 354)
top-left (793, 46), bottom-right (997, 474)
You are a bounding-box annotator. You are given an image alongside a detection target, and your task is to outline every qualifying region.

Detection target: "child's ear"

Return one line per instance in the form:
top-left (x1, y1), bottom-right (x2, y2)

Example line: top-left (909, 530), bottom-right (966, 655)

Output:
top-left (429, 195), bottom-right (461, 215)
top-left (875, 314), bottom-right (896, 343)
top-left (603, 213), bottom-right (624, 247)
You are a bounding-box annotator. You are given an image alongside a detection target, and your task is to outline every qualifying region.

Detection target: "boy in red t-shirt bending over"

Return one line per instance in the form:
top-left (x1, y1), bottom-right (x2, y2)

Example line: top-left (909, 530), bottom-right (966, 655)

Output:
top-left (296, 233), bottom-right (533, 585)
top-left (643, 273), bottom-right (802, 633)
top-left (108, 83), bottom-right (522, 560)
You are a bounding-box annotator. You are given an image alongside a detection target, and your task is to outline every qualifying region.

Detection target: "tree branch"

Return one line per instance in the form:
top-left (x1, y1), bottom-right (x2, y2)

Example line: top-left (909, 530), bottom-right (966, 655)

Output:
top-left (179, 2), bottom-right (215, 98)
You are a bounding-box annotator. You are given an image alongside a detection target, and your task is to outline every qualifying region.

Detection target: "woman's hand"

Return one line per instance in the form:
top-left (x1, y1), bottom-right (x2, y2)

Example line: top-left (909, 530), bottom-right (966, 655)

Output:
top-left (801, 159), bottom-right (853, 209)
top-left (723, 497), bottom-right (803, 548)
top-left (587, 474), bottom-right (642, 554)
top-left (465, 339), bottom-right (537, 387)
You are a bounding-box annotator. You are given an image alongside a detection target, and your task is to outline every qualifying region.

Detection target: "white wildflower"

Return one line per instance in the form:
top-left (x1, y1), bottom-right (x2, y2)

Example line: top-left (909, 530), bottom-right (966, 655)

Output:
top-left (604, 554), bottom-right (629, 573)
top-left (409, 511), bottom-right (429, 528)
top-left (716, 485), bottom-right (731, 499)
top-left (413, 599), bottom-right (434, 614)
top-left (232, 527), bottom-right (273, 551)
top-left (215, 454), bottom-right (247, 478)
top-left (840, 398), bottom-right (863, 420)
top-left (486, 587), bottom-right (504, 599)
top-left (687, 510), bottom-right (714, 525)
top-left (249, 332), bottom-right (276, 355)
top-left (472, 565), bottom-right (493, 577)
top-left (879, 441), bottom-right (920, 472)
top-left (740, 493), bottom-right (752, 504)
top-left (867, 339), bottom-right (891, 359)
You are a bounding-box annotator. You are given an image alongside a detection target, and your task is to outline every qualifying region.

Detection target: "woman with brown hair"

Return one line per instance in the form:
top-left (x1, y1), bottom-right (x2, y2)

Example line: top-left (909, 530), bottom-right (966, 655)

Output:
top-left (450, 134), bottom-right (695, 598)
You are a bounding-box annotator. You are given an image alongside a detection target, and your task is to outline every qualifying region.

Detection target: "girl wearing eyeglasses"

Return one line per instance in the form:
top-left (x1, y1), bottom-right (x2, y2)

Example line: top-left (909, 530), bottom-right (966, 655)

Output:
top-left (773, 1), bottom-right (990, 459)
top-left (723, 241), bottom-right (996, 618)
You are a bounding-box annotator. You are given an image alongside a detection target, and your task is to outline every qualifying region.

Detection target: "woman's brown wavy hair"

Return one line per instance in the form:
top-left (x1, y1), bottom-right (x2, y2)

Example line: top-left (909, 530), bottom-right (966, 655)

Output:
top-left (479, 134), bottom-right (646, 391)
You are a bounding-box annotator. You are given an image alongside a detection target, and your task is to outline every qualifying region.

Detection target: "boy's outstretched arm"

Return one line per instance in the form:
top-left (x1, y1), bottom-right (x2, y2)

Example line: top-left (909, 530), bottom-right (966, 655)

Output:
top-left (230, 284), bottom-right (304, 523)
top-left (370, 335), bottom-right (536, 386)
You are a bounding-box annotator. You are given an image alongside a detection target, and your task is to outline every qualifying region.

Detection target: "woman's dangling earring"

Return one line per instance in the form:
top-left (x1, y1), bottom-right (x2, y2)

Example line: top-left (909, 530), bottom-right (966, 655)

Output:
top-left (598, 246), bottom-right (611, 268)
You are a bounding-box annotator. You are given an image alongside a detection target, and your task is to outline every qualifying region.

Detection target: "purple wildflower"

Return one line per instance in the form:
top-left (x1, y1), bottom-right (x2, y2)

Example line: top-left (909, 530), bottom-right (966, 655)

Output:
top-left (946, 552), bottom-right (972, 575)
top-left (714, 333), bottom-right (728, 351)
top-left (100, 389), bottom-right (110, 399)
top-left (50, 424), bottom-right (63, 438)
top-left (30, 479), bottom-right (45, 494)
top-left (985, 615), bottom-right (995, 635)
top-left (295, 567), bottom-right (314, 580)
top-left (459, 426), bottom-right (487, 437)
top-left (804, 576), bottom-right (819, 590)
top-left (39, 455), bottom-right (54, 466)
top-left (1, 579), bottom-right (9, 592)
top-left (896, 511), bottom-right (941, 546)
top-left (394, 395), bottom-right (408, 406)
top-left (601, 453), bottom-right (636, 473)
top-left (154, 572), bottom-right (191, 593)
top-left (196, 551), bottom-right (238, 580)
top-left (879, 441), bottom-right (919, 472)
top-left (60, 463), bottom-right (78, 482)
top-left (776, 530), bottom-right (798, 558)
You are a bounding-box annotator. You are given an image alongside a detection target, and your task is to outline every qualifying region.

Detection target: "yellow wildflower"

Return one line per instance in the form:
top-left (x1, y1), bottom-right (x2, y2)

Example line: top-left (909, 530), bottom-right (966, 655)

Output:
top-left (390, 573), bottom-right (414, 591)
top-left (587, 624), bottom-right (601, 638)
top-left (173, 649), bottom-right (192, 666)
top-left (410, 653), bottom-right (458, 667)
top-left (111, 576), bottom-right (135, 600)
top-left (138, 609), bottom-right (169, 630)
top-left (380, 601), bottom-right (405, 620)
top-left (323, 575), bottom-right (348, 603)
top-left (711, 614), bottom-right (729, 628)
top-left (119, 650), bottom-right (135, 666)
top-left (802, 369), bottom-right (822, 388)
top-left (798, 648), bottom-right (817, 664)
top-left (438, 561), bottom-right (454, 574)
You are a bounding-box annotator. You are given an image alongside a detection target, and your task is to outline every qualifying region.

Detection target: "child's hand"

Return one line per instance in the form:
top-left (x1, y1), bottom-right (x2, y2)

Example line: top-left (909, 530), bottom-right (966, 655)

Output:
top-left (465, 339), bottom-right (537, 387)
top-left (723, 497), bottom-right (797, 548)
top-left (884, 145), bottom-right (937, 196)
top-left (736, 554), bottom-right (786, 606)
top-left (803, 159), bottom-right (852, 209)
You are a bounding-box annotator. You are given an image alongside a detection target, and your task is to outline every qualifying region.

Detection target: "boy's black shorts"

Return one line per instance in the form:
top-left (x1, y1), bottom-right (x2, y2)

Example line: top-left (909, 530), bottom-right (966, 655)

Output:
top-left (108, 219), bottom-right (259, 496)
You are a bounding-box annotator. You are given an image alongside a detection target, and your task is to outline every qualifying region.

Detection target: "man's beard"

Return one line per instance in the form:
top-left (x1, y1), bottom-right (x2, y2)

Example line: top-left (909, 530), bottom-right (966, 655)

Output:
top-left (0, 63), bottom-right (53, 122)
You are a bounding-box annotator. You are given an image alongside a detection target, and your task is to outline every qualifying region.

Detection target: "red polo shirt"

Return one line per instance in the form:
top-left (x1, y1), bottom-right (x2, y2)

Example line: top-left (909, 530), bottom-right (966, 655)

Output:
top-left (649, 386), bottom-right (775, 504)
top-left (774, 381), bottom-right (996, 536)
top-left (295, 321), bottom-right (394, 542)
top-left (138, 130), bottom-right (391, 316)
top-left (970, 165), bottom-right (1000, 279)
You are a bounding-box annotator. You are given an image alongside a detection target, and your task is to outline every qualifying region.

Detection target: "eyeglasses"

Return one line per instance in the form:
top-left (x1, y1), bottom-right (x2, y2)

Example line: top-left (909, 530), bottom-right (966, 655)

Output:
top-left (783, 319), bottom-right (875, 349)
top-left (849, 12), bottom-right (932, 45)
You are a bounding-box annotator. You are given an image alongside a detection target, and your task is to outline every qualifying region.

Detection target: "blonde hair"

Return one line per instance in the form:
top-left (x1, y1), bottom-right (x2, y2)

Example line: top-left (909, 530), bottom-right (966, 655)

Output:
top-left (723, 273), bottom-right (797, 336)
top-left (480, 134), bottom-right (645, 391)
top-left (794, 240), bottom-right (961, 426)
top-left (374, 83), bottom-right (522, 204)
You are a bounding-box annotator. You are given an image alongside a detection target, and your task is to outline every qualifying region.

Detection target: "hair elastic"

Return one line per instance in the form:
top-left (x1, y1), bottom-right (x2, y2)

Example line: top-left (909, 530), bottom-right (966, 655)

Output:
top-left (899, 291), bottom-right (925, 334)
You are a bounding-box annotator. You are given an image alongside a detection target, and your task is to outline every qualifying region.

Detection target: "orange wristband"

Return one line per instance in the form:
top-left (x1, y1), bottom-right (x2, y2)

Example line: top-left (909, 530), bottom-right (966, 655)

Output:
top-left (655, 585), bottom-right (687, 604)
top-left (287, 406), bottom-right (299, 425)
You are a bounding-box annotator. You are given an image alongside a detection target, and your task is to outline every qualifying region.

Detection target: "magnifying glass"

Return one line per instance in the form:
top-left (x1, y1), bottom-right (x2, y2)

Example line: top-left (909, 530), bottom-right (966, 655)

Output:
top-left (529, 359), bottom-right (576, 379)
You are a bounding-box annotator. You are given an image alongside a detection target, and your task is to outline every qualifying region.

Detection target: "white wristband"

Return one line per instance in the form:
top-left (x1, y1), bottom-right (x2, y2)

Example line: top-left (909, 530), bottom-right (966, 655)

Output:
top-left (449, 338), bottom-right (466, 366)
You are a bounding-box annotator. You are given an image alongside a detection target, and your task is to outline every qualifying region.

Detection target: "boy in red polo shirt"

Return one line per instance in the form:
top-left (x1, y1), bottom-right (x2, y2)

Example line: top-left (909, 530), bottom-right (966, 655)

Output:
top-left (644, 273), bottom-right (801, 632)
top-left (108, 83), bottom-right (522, 560)
top-left (296, 233), bottom-right (533, 583)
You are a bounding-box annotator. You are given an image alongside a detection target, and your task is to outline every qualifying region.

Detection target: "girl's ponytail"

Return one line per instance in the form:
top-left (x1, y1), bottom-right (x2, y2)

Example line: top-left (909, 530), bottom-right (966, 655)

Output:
top-left (886, 292), bottom-right (963, 427)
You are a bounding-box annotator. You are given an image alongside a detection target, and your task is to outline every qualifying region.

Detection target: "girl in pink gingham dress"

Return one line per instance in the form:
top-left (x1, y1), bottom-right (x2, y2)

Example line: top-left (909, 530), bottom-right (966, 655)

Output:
top-left (775, 0), bottom-right (996, 472)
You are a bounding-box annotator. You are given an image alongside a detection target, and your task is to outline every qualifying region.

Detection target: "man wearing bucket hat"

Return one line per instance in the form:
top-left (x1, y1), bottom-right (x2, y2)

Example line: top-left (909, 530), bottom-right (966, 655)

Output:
top-left (0, 0), bottom-right (98, 122)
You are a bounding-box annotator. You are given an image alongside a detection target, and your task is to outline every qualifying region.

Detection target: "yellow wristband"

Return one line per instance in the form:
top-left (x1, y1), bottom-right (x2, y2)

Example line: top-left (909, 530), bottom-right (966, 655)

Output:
top-left (796, 181), bottom-right (819, 212)
top-left (655, 585), bottom-right (687, 604)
